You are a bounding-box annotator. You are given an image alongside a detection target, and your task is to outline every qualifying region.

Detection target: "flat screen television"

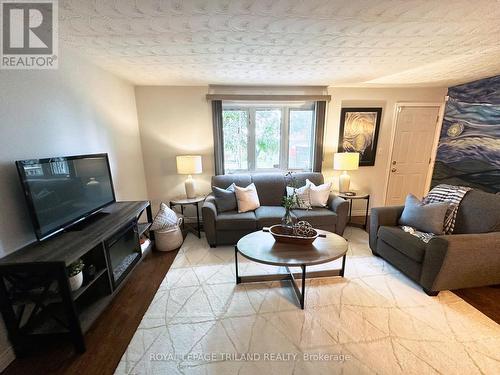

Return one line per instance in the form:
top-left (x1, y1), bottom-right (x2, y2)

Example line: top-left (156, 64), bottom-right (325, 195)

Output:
top-left (16, 153), bottom-right (116, 240)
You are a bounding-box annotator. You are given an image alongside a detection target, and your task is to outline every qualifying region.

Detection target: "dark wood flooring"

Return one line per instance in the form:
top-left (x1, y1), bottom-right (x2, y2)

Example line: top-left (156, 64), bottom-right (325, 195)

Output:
top-left (3, 223), bottom-right (499, 374)
top-left (454, 286), bottom-right (500, 324)
top-left (4, 248), bottom-right (178, 375)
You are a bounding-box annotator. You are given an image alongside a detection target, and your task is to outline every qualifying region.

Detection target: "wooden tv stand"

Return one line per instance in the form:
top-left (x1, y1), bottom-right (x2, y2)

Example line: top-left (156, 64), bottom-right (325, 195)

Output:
top-left (0, 201), bottom-right (154, 355)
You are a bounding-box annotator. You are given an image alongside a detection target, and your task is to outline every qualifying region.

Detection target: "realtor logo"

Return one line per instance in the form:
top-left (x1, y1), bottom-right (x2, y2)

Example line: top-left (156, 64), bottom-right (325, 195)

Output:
top-left (1, 0), bottom-right (58, 69)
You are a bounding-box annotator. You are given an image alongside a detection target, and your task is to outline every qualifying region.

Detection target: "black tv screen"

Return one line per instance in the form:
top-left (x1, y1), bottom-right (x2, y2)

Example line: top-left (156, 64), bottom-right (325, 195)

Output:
top-left (16, 153), bottom-right (116, 240)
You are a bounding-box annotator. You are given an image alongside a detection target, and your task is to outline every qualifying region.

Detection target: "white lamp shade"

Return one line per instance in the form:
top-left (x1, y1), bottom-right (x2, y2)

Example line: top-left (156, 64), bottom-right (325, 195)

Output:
top-left (176, 155), bottom-right (202, 174)
top-left (333, 152), bottom-right (359, 171)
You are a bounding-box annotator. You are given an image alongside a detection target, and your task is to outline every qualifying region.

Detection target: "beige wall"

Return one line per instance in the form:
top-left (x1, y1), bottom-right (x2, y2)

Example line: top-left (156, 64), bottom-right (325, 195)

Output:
top-left (0, 73), bottom-right (446, 368)
top-left (136, 85), bottom-right (447, 214)
top-left (0, 48), bottom-right (147, 369)
top-left (135, 86), bottom-right (213, 217)
top-left (0, 49), bottom-right (148, 257)
top-left (323, 86), bottom-right (447, 213)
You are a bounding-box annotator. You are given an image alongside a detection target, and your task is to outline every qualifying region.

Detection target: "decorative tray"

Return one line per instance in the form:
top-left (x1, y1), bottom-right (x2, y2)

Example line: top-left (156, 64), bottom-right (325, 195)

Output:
top-left (264, 225), bottom-right (325, 245)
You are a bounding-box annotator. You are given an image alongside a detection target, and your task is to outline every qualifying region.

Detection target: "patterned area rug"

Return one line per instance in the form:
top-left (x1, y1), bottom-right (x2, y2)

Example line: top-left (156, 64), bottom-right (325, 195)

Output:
top-left (116, 227), bottom-right (500, 375)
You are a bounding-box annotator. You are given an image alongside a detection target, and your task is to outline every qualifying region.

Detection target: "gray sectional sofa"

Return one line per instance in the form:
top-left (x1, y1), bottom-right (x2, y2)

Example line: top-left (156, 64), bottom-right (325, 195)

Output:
top-left (370, 189), bottom-right (500, 295)
top-left (202, 172), bottom-right (349, 247)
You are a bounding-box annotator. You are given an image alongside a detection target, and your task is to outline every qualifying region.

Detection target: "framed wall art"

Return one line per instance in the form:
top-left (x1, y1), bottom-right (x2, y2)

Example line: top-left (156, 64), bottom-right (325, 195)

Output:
top-left (338, 107), bottom-right (382, 166)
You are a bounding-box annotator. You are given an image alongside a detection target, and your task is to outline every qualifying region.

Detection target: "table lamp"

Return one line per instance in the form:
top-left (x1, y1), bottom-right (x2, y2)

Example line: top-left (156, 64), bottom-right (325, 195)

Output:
top-left (176, 155), bottom-right (202, 198)
top-left (333, 152), bottom-right (359, 194)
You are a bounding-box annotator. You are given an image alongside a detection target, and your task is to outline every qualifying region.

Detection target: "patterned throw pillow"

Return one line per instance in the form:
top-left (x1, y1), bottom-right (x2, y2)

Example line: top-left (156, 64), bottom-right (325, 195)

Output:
top-left (306, 179), bottom-right (332, 207)
top-left (286, 185), bottom-right (312, 210)
top-left (150, 203), bottom-right (179, 231)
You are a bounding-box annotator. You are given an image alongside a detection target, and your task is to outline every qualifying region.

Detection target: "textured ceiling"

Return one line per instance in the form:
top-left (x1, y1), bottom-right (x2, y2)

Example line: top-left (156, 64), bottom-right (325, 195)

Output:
top-left (59, 0), bottom-right (500, 86)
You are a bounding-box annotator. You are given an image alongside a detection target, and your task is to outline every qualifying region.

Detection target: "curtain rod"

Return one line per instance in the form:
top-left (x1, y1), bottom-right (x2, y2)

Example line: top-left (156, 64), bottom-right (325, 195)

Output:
top-left (206, 94), bottom-right (331, 102)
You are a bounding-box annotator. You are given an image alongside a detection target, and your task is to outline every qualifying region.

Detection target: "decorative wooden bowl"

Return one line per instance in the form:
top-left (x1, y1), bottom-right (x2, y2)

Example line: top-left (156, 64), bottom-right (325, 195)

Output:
top-left (267, 225), bottom-right (319, 245)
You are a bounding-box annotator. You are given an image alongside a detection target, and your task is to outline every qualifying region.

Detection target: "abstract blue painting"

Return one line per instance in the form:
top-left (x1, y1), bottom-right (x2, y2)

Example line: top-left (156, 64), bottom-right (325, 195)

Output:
top-left (431, 75), bottom-right (500, 193)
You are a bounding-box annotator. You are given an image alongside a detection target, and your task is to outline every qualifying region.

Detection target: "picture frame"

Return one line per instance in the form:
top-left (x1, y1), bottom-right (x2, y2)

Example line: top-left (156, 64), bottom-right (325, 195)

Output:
top-left (338, 107), bottom-right (382, 166)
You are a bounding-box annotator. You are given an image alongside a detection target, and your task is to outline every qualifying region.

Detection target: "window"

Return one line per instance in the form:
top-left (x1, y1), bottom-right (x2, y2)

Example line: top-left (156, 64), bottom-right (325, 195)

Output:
top-left (222, 109), bottom-right (248, 171)
top-left (289, 109), bottom-right (315, 170)
top-left (49, 158), bottom-right (70, 175)
top-left (222, 102), bottom-right (316, 173)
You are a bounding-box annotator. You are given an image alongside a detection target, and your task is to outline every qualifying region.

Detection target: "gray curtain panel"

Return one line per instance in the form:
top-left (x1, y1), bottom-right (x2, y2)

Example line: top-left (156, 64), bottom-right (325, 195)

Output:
top-left (313, 101), bottom-right (326, 172)
top-left (211, 100), bottom-right (225, 175)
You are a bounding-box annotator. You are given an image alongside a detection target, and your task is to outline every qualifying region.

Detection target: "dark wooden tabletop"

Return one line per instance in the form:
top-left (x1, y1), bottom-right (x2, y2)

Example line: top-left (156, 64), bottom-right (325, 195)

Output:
top-left (0, 201), bottom-right (149, 266)
top-left (236, 229), bottom-right (348, 267)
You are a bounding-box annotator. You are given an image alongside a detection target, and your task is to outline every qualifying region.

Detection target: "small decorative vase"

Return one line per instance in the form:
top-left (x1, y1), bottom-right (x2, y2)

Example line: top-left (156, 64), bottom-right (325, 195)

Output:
top-left (69, 271), bottom-right (83, 291)
top-left (281, 207), bottom-right (295, 229)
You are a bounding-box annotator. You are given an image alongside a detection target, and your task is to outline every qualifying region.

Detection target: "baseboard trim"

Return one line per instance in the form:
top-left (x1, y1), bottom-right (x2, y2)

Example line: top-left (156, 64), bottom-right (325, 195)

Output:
top-left (0, 345), bottom-right (15, 372)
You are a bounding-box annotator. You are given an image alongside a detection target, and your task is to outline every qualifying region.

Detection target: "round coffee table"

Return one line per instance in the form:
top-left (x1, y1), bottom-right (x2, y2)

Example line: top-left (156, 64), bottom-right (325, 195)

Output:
top-left (235, 229), bottom-right (348, 309)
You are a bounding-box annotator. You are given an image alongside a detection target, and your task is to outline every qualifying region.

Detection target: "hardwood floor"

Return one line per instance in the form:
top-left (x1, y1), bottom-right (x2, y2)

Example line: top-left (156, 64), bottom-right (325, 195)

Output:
top-left (4, 248), bottom-right (178, 375)
top-left (3, 225), bottom-right (498, 374)
top-left (454, 286), bottom-right (500, 324)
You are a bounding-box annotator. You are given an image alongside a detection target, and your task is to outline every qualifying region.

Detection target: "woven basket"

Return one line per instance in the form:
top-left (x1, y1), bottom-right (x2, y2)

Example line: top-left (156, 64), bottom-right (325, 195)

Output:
top-left (155, 217), bottom-right (183, 252)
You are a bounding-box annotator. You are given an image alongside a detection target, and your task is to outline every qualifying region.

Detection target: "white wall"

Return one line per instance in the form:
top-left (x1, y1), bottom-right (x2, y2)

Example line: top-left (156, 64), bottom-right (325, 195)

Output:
top-left (136, 85), bottom-right (447, 214)
top-left (0, 48), bottom-right (147, 368)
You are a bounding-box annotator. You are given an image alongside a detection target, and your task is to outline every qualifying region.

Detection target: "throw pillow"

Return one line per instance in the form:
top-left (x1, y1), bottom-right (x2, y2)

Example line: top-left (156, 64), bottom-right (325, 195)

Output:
top-left (286, 185), bottom-right (312, 209)
top-left (398, 194), bottom-right (449, 234)
top-left (235, 183), bottom-right (261, 213)
top-left (151, 203), bottom-right (179, 231)
top-left (306, 179), bottom-right (332, 207)
top-left (212, 183), bottom-right (237, 212)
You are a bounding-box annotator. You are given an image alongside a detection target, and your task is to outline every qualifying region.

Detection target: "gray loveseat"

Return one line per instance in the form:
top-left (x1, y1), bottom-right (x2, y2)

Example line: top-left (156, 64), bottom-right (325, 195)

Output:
top-left (202, 172), bottom-right (349, 247)
top-left (370, 189), bottom-right (500, 295)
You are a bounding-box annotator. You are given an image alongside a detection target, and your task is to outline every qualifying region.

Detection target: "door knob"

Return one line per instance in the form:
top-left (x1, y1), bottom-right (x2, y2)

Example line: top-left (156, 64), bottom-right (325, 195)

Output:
top-left (392, 161), bottom-right (397, 165)
top-left (391, 168), bottom-right (397, 172)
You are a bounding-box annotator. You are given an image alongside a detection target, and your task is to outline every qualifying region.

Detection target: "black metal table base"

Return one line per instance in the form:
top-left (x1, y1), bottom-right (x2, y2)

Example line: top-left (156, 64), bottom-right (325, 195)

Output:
top-left (169, 201), bottom-right (202, 238)
top-left (234, 247), bottom-right (346, 309)
top-left (346, 195), bottom-right (370, 230)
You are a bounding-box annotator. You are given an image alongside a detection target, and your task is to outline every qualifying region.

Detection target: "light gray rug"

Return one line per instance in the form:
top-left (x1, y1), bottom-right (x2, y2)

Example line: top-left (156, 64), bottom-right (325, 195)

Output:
top-left (116, 227), bottom-right (500, 375)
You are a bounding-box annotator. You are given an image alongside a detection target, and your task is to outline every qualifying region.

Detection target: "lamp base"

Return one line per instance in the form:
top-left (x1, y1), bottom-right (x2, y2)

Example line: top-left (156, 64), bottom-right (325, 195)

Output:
top-left (339, 171), bottom-right (351, 193)
top-left (185, 175), bottom-right (196, 199)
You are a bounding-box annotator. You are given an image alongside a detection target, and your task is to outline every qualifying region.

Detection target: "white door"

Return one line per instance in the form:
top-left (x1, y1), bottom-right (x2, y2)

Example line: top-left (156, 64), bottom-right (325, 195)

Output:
top-left (385, 106), bottom-right (441, 206)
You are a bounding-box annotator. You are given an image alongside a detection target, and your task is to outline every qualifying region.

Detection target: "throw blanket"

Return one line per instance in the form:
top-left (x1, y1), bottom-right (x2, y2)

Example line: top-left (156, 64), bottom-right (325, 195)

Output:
top-left (401, 226), bottom-right (436, 243)
top-left (423, 184), bottom-right (472, 234)
top-left (401, 184), bottom-right (472, 242)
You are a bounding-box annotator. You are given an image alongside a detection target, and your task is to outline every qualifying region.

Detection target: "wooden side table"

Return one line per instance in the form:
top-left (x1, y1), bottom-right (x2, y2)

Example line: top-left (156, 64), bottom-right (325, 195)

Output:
top-left (334, 191), bottom-right (370, 230)
top-left (169, 196), bottom-right (205, 238)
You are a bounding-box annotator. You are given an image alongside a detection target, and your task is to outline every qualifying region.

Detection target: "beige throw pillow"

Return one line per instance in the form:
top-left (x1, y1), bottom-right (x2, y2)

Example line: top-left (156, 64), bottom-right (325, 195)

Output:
top-left (306, 179), bottom-right (332, 207)
top-left (235, 183), bottom-right (261, 213)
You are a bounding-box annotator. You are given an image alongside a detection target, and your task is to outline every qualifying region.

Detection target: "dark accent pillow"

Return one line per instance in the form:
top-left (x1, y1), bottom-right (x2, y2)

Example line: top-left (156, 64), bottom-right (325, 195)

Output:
top-left (212, 183), bottom-right (237, 212)
top-left (399, 194), bottom-right (449, 234)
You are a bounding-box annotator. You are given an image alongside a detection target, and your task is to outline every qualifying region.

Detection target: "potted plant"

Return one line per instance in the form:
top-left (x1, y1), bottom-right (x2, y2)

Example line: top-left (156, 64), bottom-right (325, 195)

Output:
top-left (281, 195), bottom-right (297, 228)
top-left (281, 172), bottom-right (299, 229)
top-left (67, 259), bottom-right (84, 291)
